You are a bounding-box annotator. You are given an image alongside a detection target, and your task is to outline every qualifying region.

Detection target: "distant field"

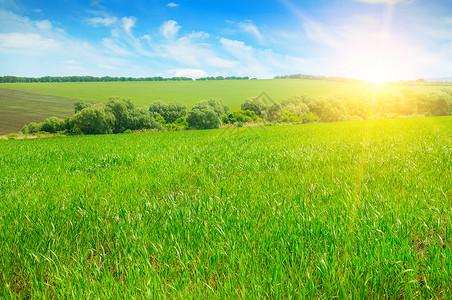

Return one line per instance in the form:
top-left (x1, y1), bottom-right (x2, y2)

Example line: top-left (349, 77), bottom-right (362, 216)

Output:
top-left (0, 79), bottom-right (449, 134)
top-left (0, 88), bottom-right (76, 135)
top-left (1, 79), bottom-right (448, 108)
top-left (0, 79), bottom-right (362, 109)
top-left (1, 117), bottom-right (451, 298)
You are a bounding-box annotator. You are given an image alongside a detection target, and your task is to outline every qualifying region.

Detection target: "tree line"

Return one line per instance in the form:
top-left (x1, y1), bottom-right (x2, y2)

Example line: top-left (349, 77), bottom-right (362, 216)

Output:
top-left (196, 76), bottom-right (251, 81)
top-left (0, 75), bottom-right (252, 83)
top-left (274, 74), bottom-right (363, 83)
top-left (275, 74), bottom-right (452, 86)
top-left (19, 89), bottom-right (452, 136)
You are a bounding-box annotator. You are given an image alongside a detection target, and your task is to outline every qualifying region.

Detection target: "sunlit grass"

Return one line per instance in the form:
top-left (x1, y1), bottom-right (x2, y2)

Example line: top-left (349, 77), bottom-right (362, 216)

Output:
top-left (0, 116), bottom-right (451, 298)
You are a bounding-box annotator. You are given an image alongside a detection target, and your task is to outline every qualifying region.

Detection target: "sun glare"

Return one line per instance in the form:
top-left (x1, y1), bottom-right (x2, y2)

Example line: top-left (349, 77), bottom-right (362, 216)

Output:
top-left (362, 69), bottom-right (388, 84)
top-left (351, 59), bottom-right (402, 84)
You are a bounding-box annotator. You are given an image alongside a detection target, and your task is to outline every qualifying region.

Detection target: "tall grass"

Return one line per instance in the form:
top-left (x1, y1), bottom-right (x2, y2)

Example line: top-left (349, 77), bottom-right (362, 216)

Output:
top-left (0, 116), bottom-right (451, 298)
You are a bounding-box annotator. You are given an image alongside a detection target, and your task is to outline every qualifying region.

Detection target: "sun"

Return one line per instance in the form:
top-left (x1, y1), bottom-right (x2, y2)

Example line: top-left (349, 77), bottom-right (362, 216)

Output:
top-left (353, 60), bottom-right (401, 84)
top-left (362, 69), bottom-right (388, 84)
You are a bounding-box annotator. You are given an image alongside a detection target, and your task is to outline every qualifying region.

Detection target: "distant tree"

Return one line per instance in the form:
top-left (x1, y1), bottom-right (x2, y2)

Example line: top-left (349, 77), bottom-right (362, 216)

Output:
top-left (130, 107), bottom-right (160, 130)
top-left (149, 101), bottom-right (167, 118)
top-left (284, 103), bottom-right (310, 118)
top-left (303, 112), bottom-right (319, 123)
top-left (279, 110), bottom-right (302, 124)
top-left (320, 102), bottom-right (347, 122)
top-left (174, 117), bottom-right (189, 128)
top-left (429, 93), bottom-right (451, 116)
top-left (187, 103), bottom-right (221, 129)
top-left (149, 101), bottom-right (187, 124)
top-left (74, 100), bottom-right (93, 114)
top-left (200, 99), bottom-right (229, 118)
top-left (266, 103), bottom-right (283, 121)
top-left (28, 122), bottom-right (41, 133)
top-left (70, 103), bottom-right (115, 134)
top-left (241, 97), bottom-right (269, 118)
top-left (106, 97), bottom-right (136, 133)
top-left (225, 110), bottom-right (261, 124)
top-left (165, 102), bottom-right (187, 123)
top-left (40, 117), bottom-right (66, 133)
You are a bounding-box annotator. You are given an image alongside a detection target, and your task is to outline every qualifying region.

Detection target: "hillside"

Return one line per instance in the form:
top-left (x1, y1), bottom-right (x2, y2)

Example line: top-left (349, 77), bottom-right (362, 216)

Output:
top-left (0, 88), bottom-right (76, 135)
top-left (0, 79), bottom-right (450, 134)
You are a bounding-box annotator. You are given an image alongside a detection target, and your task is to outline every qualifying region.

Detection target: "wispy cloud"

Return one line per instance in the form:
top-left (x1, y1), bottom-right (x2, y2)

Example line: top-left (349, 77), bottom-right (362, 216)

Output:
top-left (121, 16), bottom-right (136, 36)
top-left (35, 19), bottom-right (52, 30)
top-left (102, 38), bottom-right (134, 56)
top-left (0, 33), bottom-right (61, 53)
top-left (355, 0), bottom-right (412, 4)
top-left (238, 20), bottom-right (263, 43)
top-left (90, 0), bottom-right (104, 6)
top-left (167, 2), bottom-right (180, 8)
top-left (86, 16), bottom-right (117, 27)
top-left (160, 20), bottom-right (181, 39)
top-left (169, 69), bottom-right (207, 78)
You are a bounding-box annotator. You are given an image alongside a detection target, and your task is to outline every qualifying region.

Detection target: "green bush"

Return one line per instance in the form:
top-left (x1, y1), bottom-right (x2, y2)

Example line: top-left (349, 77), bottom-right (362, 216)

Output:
top-left (70, 104), bottom-right (115, 134)
top-left (149, 101), bottom-right (187, 124)
top-left (303, 112), bottom-right (319, 123)
top-left (40, 117), bottom-right (66, 133)
top-left (279, 110), bottom-right (302, 124)
top-left (241, 97), bottom-right (268, 118)
top-left (7, 133), bottom-right (19, 140)
top-left (187, 103), bottom-right (221, 129)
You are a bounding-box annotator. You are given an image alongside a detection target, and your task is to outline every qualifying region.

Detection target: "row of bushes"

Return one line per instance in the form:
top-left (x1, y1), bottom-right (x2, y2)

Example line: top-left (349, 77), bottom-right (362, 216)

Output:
top-left (22, 98), bottom-right (162, 135)
top-left (20, 89), bottom-right (452, 135)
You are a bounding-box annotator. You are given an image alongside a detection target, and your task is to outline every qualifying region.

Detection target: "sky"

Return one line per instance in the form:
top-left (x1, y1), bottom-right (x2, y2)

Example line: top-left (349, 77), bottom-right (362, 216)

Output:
top-left (1, 0), bottom-right (452, 80)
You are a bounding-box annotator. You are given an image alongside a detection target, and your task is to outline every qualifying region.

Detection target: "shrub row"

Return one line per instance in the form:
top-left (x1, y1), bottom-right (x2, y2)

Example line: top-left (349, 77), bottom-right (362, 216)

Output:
top-left (20, 89), bottom-right (452, 136)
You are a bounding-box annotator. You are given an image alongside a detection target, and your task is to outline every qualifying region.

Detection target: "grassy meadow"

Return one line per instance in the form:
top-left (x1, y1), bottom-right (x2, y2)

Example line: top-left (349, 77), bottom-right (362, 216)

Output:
top-left (1, 79), bottom-right (450, 135)
top-left (1, 116), bottom-right (451, 298)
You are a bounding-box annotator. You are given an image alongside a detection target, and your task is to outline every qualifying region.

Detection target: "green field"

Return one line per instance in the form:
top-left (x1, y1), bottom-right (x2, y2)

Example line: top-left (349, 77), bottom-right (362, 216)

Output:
top-left (1, 79), bottom-right (449, 135)
top-left (0, 80), bottom-right (447, 109)
top-left (1, 117), bottom-right (451, 298)
top-left (0, 88), bottom-right (76, 135)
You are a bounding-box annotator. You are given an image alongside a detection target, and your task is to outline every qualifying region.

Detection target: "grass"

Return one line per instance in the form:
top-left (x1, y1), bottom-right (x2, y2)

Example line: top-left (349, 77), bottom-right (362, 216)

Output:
top-left (0, 88), bottom-right (76, 134)
top-left (1, 116), bottom-right (451, 298)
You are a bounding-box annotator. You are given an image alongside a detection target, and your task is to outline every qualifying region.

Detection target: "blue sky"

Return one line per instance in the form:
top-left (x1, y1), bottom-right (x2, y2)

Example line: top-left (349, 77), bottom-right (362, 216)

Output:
top-left (1, 0), bottom-right (452, 80)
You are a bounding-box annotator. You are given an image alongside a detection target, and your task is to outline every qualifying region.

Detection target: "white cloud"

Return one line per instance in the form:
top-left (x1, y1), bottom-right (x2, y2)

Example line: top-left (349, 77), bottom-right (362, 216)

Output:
top-left (102, 38), bottom-right (134, 56)
top-left (0, 33), bottom-right (60, 53)
top-left (187, 31), bottom-right (210, 40)
top-left (238, 20), bottom-right (263, 43)
top-left (167, 2), bottom-right (179, 7)
top-left (355, 0), bottom-right (406, 3)
top-left (301, 14), bottom-right (439, 80)
top-left (160, 20), bottom-right (181, 39)
top-left (90, 0), bottom-right (104, 6)
top-left (98, 63), bottom-right (117, 70)
top-left (155, 31), bottom-right (237, 69)
top-left (0, 9), bottom-right (36, 32)
top-left (220, 38), bottom-right (273, 77)
top-left (220, 38), bottom-right (253, 57)
top-left (204, 57), bottom-right (238, 68)
top-left (303, 21), bottom-right (342, 49)
top-left (219, 37), bottom-right (315, 78)
top-left (35, 19), bottom-right (52, 30)
top-left (170, 69), bottom-right (207, 78)
top-left (86, 16), bottom-right (117, 27)
top-left (121, 16), bottom-right (136, 36)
